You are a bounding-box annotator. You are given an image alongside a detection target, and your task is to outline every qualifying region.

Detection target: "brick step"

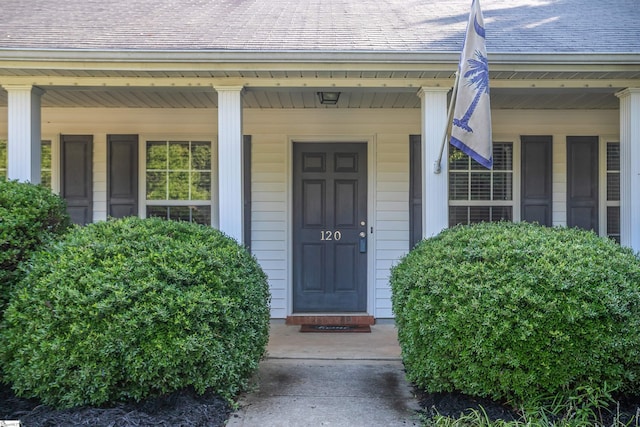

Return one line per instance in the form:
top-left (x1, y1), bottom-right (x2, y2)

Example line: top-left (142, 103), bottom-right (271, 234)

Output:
top-left (285, 314), bottom-right (375, 326)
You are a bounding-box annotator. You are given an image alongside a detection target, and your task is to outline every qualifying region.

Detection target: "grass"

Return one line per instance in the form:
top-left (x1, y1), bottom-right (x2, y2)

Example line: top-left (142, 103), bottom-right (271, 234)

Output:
top-left (421, 404), bottom-right (640, 427)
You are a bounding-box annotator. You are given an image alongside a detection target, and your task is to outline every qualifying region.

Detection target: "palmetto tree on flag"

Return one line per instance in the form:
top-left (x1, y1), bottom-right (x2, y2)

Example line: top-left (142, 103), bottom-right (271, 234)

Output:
top-left (453, 50), bottom-right (489, 133)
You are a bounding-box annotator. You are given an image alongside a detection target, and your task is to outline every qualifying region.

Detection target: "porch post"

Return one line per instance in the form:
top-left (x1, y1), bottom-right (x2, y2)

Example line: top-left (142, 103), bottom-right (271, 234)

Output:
top-left (215, 86), bottom-right (244, 243)
top-left (3, 84), bottom-right (44, 183)
top-left (616, 88), bottom-right (640, 253)
top-left (418, 87), bottom-right (450, 238)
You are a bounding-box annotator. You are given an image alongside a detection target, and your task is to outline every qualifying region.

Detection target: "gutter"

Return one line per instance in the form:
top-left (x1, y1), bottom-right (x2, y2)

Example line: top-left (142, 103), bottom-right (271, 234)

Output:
top-left (0, 49), bottom-right (639, 66)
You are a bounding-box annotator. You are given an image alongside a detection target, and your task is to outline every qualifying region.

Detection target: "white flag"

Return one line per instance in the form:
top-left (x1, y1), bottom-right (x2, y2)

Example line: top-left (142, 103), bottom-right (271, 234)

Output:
top-left (450, 0), bottom-right (492, 169)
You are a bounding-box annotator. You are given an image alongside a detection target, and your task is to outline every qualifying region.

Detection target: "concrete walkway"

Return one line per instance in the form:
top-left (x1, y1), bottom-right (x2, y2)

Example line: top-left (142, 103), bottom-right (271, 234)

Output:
top-left (226, 323), bottom-right (421, 427)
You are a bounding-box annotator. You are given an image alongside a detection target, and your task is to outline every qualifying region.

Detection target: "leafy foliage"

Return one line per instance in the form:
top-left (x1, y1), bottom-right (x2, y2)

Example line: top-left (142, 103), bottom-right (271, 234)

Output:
top-left (0, 217), bottom-right (270, 409)
top-left (0, 178), bottom-right (71, 314)
top-left (391, 222), bottom-right (640, 410)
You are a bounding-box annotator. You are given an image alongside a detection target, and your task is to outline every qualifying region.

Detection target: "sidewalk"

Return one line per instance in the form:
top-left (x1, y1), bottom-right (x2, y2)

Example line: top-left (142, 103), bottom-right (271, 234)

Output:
top-left (226, 323), bottom-right (421, 427)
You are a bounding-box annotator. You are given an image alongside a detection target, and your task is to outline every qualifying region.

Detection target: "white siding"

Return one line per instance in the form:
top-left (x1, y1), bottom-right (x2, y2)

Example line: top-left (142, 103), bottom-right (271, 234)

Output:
top-left (0, 106), bottom-right (622, 319)
top-left (249, 136), bottom-right (288, 318)
top-left (375, 135), bottom-right (410, 318)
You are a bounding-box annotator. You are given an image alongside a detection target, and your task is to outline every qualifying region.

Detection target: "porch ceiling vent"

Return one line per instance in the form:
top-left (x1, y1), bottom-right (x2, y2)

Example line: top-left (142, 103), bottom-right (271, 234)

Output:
top-left (317, 91), bottom-right (340, 105)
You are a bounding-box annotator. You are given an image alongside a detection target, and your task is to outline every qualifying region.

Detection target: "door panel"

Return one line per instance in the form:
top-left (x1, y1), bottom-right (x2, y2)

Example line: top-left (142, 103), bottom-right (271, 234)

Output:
top-left (409, 135), bottom-right (422, 248)
top-left (293, 143), bottom-right (367, 312)
top-left (107, 134), bottom-right (138, 218)
top-left (61, 135), bottom-right (93, 225)
top-left (521, 136), bottom-right (552, 226)
top-left (567, 136), bottom-right (599, 232)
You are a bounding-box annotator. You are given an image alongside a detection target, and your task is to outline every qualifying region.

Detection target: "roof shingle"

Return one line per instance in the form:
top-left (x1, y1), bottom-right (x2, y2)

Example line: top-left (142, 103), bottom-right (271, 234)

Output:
top-left (0, 0), bottom-right (639, 54)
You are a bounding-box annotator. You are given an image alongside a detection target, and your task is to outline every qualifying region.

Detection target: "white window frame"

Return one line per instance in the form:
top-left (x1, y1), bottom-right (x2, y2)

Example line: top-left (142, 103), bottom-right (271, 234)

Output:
top-left (138, 135), bottom-right (217, 227)
top-left (599, 136), bottom-right (620, 241)
top-left (448, 138), bottom-right (521, 225)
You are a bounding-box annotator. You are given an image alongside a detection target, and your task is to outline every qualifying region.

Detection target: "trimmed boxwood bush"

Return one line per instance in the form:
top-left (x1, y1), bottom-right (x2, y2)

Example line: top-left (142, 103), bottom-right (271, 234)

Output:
top-left (0, 178), bottom-right (71, 315)
top-left (391, 222), bottom-right (640, 409)
top-left (0, 217), bottom-right (270, 409)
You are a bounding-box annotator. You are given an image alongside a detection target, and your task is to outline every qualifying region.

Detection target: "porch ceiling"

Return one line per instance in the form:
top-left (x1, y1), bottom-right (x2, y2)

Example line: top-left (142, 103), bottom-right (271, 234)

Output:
top-left (0, 66), bottom-right (636, 110)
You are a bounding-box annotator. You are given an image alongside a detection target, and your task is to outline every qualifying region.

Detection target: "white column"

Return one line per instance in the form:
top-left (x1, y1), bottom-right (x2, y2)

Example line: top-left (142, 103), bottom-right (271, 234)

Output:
top-left (418, 87), bottom-right (450, 238)
top-left (616, 88), bottom-right (640, 252)
top-left (3, 84), bottom-right (44, 183)
top-left (215, 86), bottom-right (244, 243)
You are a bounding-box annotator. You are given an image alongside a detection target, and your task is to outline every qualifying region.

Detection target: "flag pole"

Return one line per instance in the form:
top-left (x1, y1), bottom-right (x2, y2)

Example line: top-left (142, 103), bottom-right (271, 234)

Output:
top-left (433, 70), bottom-right (460, 175)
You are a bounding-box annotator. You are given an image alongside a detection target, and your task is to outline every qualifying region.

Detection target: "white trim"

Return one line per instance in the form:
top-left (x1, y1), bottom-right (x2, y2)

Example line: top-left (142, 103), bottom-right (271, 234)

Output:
top-left (286, 135), bottom-right (377, 317)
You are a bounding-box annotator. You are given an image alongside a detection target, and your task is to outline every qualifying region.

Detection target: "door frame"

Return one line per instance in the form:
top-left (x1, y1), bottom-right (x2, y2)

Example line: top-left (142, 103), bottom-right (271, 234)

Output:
top-left (286, 135), bottom-right (377, 316)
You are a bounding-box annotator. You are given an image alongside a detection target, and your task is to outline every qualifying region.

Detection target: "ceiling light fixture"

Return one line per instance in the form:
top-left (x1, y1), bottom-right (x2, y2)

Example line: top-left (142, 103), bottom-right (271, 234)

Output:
top-left (317, 91), bottom-right (341, 105)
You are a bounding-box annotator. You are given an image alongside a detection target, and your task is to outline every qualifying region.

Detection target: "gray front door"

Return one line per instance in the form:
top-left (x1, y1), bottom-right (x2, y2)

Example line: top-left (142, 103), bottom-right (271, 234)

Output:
top-left (293, 143), bottom-right (368, 313)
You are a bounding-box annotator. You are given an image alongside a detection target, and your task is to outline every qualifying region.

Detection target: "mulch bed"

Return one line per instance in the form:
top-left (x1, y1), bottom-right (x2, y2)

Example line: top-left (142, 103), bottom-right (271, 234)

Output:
top-left (0, 386), bottom-right (231, 427)
top-left (415, 388), bottom-right (640, 425)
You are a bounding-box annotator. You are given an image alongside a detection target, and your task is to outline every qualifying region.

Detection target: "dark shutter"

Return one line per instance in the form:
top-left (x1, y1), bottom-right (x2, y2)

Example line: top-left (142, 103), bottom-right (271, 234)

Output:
top-left (409, 135), bottom-right (422, 248)
top-left (567, 136), bottom-right (599, 232)
top-left (107, 134), bottom-right (138, 218)
top-left (243, 135), bottom-right (252, 250)
top-left (521, 136), bottom-right (552, 226)
top-left (61, 135), bottom-right (93, 225)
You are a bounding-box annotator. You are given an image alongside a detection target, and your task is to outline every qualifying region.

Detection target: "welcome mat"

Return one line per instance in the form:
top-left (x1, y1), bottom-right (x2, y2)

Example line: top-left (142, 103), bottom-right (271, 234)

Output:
top-left (299, 324), bottom-right (371, 333)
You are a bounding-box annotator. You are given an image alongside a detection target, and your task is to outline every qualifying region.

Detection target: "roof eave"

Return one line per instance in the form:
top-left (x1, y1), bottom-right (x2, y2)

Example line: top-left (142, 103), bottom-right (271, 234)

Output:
top-left (0, 48), bottom-right (639, 65)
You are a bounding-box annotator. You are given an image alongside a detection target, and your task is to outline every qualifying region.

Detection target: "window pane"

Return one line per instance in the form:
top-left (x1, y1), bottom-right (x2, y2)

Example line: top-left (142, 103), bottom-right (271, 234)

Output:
top-left (449, 173), bottom-right (469, 200)
top-left (469, 206), bottom-right (491, 223)
top-left (168, 171), bottom-right (190, 199)
top-left (146, 171), bottom-right (167, 200)
top-left (492, 172), bottom-right (513, 201)
top-left (168, 141), bottom-right (190, 170)
top-left (191, 142), bottom-right (211, 170)
top-left (449, 206), bottom-right (469, 227)
top-left (493, 143), bottom-right (513, 171)
top-left (449, 147), bottom-right (468, 170)
top-left (0, 139), bottom-right (7, 178)
top-left (147, 206), bottom-right (169, 219)
top-left (607, 142), bottom-right (620, 171)
top-left (470, 172), bottom-right (491, 200)
top-left (41, 141), bottom-right (52, 189)
top-left (607, 206), bottom-right (620, 243)
top-left (607, 173), bottom-right (620, 201)
top-left (191, 172), bottom-right (211, 200)
top-left (147, 205), bottom-right (210, 226)
top-left (490, 206), bottom-right (512, 222)
top-left (190, 205), bottom-right (211, 225)
top-left (146, 141), bottom-right (167, 169)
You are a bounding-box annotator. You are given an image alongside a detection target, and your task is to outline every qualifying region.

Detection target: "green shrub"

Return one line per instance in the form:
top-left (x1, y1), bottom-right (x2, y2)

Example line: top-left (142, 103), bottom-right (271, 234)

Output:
top-left (391, 222), bottom-right (640, 409)
top-left (0, 178), bottom-right (71, 314)
top-left (0, 217), bottom-right (270, 409)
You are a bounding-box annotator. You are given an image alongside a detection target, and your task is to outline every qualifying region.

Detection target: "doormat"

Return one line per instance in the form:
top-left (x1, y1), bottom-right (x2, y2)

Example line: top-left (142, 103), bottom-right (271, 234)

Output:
top-left (300, 324), bottom-right (371, 333)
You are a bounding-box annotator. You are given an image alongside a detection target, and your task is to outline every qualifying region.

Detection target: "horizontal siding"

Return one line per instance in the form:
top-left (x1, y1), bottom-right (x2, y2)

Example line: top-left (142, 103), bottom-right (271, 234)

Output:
top-left (250, 135), bottom-right (288, 318)
top-left (375, 135), bottom-right (410, 318)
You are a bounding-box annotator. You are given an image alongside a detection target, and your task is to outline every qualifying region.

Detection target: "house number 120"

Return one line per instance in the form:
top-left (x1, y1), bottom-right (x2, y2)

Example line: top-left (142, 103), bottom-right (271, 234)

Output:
top-left (320, 230), bottom-right (342, 241)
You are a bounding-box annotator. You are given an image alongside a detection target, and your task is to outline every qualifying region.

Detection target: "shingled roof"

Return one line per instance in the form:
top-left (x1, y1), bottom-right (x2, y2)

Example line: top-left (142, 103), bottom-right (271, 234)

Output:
top-left (1, 0), bottom-right (639, 54)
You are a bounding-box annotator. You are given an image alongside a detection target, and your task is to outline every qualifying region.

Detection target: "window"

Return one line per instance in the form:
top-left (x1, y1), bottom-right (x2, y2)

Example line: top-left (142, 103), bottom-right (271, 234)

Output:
top-left (605, 142), bottom-right (620, 242)
top-left (0, 139), bottom-right (6, 179)
top-left (41, 140), bottom-right (52, 188)
top-left (145, 140), bottom-right (212, 225)
top-left (0, 139), bottom-right (52, 188)
top-left (449, 142), bottom-right (514, 226)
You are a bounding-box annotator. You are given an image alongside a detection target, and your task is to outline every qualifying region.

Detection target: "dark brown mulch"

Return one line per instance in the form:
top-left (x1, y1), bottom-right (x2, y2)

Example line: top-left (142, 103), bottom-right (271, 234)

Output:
top-left (415, 388), bottom-right (640, 425)
top-left (0, 386), bottom-right (232, 427)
